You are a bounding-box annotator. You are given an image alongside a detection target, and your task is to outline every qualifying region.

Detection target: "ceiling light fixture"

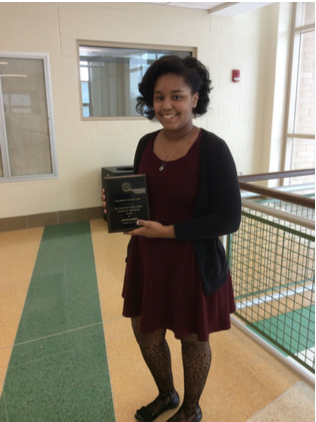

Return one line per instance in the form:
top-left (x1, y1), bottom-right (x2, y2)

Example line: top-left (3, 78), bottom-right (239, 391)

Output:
top-left (0, 74), bottom-right (28, 78)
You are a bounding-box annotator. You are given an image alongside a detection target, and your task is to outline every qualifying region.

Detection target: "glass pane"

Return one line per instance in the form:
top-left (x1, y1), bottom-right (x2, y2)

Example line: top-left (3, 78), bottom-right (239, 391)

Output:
top-left (81, 82), bottom-right (90, 103)
top-left (0, 57), bottom-right (52, 176)
top-left (289, 137), bottom-right (315, 185)
top-left (294, 31), bottom-right (315, 135)
top-left (0, 147), bottom-right (3, 177)
top-left (80, 66), bottom-right (89, 82)
top-left (78, 45), bottom-right (191, 117)
top-left (83, 105), bottom-right (90, 117)
top-left (296, 2), bottom-right (315, 27)
top-left (304, 2), bottom-right (315, 25)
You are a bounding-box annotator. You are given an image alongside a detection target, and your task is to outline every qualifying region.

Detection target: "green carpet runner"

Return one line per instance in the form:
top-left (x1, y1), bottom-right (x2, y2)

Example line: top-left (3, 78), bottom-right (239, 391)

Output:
top-left (0, 222), bottom-right (115, 421)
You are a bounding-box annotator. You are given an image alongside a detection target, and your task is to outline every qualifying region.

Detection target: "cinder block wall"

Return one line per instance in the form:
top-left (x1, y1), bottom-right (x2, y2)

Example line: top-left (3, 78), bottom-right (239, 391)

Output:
top-left (0, 2), bottom-right (293, 225)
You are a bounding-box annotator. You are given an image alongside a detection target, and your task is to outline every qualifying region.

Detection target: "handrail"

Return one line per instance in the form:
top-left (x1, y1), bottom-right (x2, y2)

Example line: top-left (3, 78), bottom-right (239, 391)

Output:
top-left (239, 182), bottom-right (315, 209)
top-left (242, 199), bottom-right (315, 231)
top-left (238, 169), bottom-right (315, 209)
top-left (238, 168), bottom-right (315, 182)
top-left (241, 183), bottom-right (315, 199)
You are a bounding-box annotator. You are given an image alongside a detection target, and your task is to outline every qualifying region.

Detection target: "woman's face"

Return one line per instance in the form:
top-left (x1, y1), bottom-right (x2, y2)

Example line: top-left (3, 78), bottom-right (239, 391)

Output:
top-left (153, 73), bottom-right (199, 134)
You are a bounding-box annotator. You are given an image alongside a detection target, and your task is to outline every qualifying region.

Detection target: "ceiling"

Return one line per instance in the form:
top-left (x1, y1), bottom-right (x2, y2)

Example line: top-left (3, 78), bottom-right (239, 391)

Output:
top-left (150, 2), bottom-right (275, 16)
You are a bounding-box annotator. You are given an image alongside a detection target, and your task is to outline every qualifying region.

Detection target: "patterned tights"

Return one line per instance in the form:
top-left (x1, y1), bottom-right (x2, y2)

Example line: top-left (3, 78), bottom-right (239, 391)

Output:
top-left (131, 317), bottom-right (212, 421)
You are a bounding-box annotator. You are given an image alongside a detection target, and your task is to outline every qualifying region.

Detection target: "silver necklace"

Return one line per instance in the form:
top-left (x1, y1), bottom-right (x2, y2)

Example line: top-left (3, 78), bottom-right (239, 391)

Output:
top-left (159, 126), bottom-right (194, 171)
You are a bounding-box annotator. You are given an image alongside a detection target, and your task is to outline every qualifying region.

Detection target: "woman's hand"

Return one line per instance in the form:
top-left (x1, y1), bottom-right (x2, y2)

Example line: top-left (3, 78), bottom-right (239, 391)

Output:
top-left (101, 188), bottom-right (175, 239)
top-left (124, 220), bottom-right (175, 239)
top-left (101, 189), bottom-right (107, 214)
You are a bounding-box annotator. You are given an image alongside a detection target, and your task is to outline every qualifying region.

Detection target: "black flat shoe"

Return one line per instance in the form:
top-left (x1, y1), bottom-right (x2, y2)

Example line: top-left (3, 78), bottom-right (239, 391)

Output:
top-left (134, 391), bottom-right (180, 422)
top-left (192, 407), bottom-right (202, 422)
top-left (166, 406), bottom-right (202, 422)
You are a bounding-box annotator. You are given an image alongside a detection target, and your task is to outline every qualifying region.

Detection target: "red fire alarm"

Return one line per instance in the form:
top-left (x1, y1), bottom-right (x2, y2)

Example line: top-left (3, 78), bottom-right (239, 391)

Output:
top-left (232, 70), bottom-right (240, 83)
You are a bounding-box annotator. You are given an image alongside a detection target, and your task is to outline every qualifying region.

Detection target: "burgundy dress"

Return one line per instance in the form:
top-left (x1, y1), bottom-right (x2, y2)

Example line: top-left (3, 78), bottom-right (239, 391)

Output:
top-left (122, 131), bottom-right (236, 342)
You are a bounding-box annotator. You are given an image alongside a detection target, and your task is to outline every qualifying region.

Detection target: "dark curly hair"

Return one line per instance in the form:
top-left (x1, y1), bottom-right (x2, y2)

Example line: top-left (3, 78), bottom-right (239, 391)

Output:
top-left (136, 55), bottom-right (212, 120)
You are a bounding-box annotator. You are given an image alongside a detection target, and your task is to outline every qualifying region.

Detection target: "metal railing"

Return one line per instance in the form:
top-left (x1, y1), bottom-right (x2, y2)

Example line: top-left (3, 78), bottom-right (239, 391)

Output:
top-left (227, 170), bottom-right (315, 381)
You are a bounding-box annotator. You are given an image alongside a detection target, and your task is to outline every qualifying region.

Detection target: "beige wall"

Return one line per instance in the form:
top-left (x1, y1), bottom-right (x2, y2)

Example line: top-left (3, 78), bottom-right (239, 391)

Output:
top-left (0, 2), bottom-right (292, 219)
top-left (262, 2), bottom-right (292, 182)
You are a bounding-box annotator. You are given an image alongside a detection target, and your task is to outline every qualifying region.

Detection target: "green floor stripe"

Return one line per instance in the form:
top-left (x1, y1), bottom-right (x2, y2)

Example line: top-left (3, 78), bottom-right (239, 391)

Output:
top-left (247, 305), bottom-right (315, 358)
top-left (0, 222), bottom-right (115, 422)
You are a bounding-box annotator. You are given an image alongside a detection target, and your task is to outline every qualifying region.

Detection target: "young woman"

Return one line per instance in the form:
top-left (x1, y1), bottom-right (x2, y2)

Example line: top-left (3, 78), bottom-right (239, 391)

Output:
top-left (102, 55), bottom-right (241, 422)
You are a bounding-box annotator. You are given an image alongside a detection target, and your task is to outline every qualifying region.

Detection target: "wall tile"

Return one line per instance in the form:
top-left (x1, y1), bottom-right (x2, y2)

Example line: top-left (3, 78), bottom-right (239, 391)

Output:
top-left (111, 149), bottom-right (135, 166)
top-left (58, 167), bottom-right (72, 181)
top-left (243, 22), bottom-right (268, 37)
top-left (221, 18), bottom-right (243, 36)
top-left (0, 185), bottom-right (26, 202)
top-left (220, 49), bottom-right (242, 65)
top-left (0, 17), bottom-right (60, 54)
top-left (96, 123), bottom-right (112, 137)
top-left (58, 152), bottom-right (84, 167)
top-left (219, 103), bottom-right (240, 118)
top-left (63, 72), bottom-right (80, 91)
top-left (81, 136), bottom-right (98, 152)
top-left (0, 3), bottom-right (23, 17)
top-left (97, 135), bottom-right (125, 150)
top-left (210, 16), bottom-right (222, 34)
top-left (109, 121), bottom-right (125, 135)
top-left (83, 151), bottom-right (112, 168)
top-left (3, 201), bottom-right (29, 219)
top-left (49, 55), bottom-right (78, 74)
top-left (24, 183), bottom-right (57, 200)
top-left (55, 180), bottom-right (80, 197)
top-left (209, 34), bottom-right (232, 50)
top-left (58, 3), bottom-right (209, 46)
top-left (70, 167), bottom-right (100, 182)
top-left (60, 38), bottom-right (77, 56)
top-left (53, 104), bottom-right (66, 122)
top-left (55, 121), bottom-right (82, 138)
top-left (66, 104), bottom-right (81, 121)
top-left (23, 3), bottom-right (58, 20)
top-left (56, 136), bottom-right (83, 152)
top-left (0, 1), bottom-right (289, 218)
top-left (53, 87), bottom-right (80, 106)
top-left (124, 134), bottom-right (140, 150)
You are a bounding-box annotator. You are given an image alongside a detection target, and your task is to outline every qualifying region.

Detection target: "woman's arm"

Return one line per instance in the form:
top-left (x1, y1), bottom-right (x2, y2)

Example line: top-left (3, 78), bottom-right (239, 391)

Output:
top-left (124, 220), bottom-right (175, 238)
top-left (174, 138), bottom-right (241, 240)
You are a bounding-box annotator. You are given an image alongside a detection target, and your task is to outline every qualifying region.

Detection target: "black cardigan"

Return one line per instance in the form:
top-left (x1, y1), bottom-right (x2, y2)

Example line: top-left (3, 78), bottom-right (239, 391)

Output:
top-left (130, 128), bottom-right (241, 296)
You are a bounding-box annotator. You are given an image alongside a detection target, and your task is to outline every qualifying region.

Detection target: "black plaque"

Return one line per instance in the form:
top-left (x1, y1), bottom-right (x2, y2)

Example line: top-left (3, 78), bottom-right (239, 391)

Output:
top-left (103, 174), bottom-right (150, 233)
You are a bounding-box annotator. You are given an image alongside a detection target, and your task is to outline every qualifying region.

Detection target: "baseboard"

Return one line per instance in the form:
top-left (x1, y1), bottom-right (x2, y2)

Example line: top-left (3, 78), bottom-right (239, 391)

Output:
top-left (0, 207), bottom-right (104, 232)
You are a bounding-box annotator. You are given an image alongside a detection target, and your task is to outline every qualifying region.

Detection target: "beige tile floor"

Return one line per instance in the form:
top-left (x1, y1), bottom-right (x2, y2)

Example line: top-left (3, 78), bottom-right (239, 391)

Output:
top-left (0, 220), bottom-right (312, 421)
top-left (90, 219), bottom-right (305, 422)
top-left (0, 227), bottom-right (44, 396)
top-left (246, 381), bottom-right (315, 422)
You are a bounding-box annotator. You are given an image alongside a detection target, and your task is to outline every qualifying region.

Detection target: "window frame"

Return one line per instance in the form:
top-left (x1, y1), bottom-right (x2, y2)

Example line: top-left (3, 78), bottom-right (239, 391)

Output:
top-left (0, 52), bottom-right (58, 183)
top-left (76, 40), bottom-right (197, 121)
top-left (282, 3), bottom-right (315, 176)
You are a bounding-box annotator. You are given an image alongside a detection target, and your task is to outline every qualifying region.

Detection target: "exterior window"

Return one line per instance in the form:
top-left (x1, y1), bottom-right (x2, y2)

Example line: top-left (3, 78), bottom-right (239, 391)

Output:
top-left (77, 42), bottom-right (194, 119)
top-left (0, 53), bottom-right (57, 182)
top-left (284, 3), bottom-right (315, 185)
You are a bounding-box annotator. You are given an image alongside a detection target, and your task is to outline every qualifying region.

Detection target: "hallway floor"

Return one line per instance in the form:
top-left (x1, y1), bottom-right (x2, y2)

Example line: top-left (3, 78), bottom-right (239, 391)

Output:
top-left (0, 220), bottom-right (312, 421)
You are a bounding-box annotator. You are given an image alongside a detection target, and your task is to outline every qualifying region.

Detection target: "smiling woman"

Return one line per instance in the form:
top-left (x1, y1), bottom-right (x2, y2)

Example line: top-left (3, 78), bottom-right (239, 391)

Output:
top-left (101, 55), bottom-right (241, 422)
top-left (153, 74), bottom-right (198, 136)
